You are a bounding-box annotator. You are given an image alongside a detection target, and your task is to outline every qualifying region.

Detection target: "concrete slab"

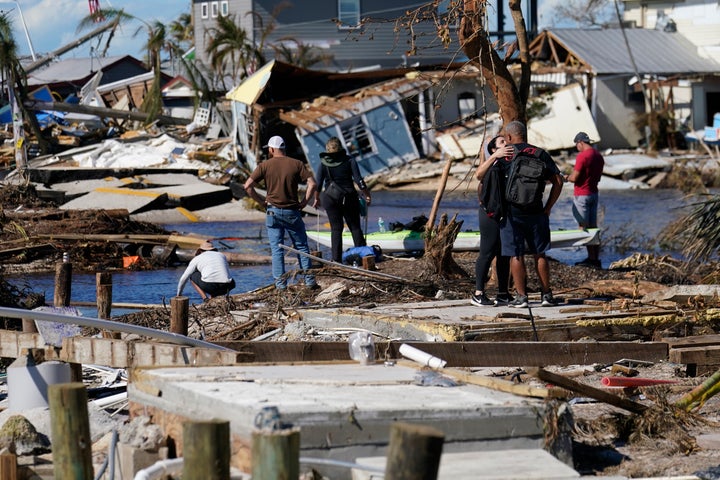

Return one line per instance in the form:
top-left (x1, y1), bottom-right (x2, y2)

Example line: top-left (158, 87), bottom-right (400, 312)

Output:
top-left (37, 177), bottom-right (126, 199)
top-left (59, 188), bottom-right (168, 214)
top-left (299, 299), bottom-right (626, 342)
top-left (140, 183), bottom-right (232, 210)
top-left (351, 449), bottom-right (580, 479)
top-left (125, 173), bottom-right (206, 187)
top-left (128, 363), bottom-right (556, 478)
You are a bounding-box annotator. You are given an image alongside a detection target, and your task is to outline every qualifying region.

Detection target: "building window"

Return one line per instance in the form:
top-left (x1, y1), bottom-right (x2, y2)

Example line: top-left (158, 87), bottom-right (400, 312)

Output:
top-left (211, 1), bottom-right (219, 18)
top-left (220, 1), bottom-right (229, 16)
top-left (457, 92), bottom-right (476, 120)
top-left (201, 3), bottom-right (209, 19)
top-left (339, 117), bottom-right (374, 158)
top-left (338, 0), bottom-right (360, 30)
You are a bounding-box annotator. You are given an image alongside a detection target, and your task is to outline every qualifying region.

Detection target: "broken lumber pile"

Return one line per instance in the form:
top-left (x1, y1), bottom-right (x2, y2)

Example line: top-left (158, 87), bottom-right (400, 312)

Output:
top-left (665, 333), bottom-right (720, 376)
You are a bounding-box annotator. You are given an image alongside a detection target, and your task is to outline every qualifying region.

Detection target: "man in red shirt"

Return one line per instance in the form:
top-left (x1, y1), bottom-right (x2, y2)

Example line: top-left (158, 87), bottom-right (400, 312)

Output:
top-left (566, 132), bottom-right (604, 268)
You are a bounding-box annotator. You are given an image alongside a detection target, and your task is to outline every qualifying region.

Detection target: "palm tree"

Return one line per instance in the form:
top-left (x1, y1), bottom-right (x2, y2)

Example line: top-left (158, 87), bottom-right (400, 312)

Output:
top-left (204, 4), bottom-right (293, 85)
top-left (204, 14), bottom-right (254, 86)
top-left (664, 194), bottom-right (720, 263)
top-left (272, 38), bottom-right (333, 69)
top-left (169, 12), bottom-right (193, 49)
top-left (137, 20), bottom-right (169, 120)
top-left (168, 12), bottom-right (193, 75)
top-left (0, 12), bottom-right (48, 165)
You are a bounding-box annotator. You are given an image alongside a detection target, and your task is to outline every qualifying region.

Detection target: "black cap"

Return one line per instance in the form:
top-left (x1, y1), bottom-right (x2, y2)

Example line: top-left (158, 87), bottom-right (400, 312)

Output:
top-left (573, 132), bottom-right (592, 144)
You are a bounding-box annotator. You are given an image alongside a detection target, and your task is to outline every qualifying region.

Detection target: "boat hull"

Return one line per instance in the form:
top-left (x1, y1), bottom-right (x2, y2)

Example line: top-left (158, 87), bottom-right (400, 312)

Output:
top-left (306, 228), bottom-right (601, 253)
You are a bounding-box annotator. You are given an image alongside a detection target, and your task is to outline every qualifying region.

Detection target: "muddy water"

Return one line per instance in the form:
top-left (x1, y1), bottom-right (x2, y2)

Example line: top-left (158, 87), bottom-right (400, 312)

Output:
top-left (15, 187), bottom-right (689, 315)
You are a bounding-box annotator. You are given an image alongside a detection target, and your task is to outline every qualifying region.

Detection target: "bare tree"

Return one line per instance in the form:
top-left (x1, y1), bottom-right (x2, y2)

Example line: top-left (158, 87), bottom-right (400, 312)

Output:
top-left (457, 0), bottom-right (531, 124)
top-left (550, 0), bottom-right (615, 28)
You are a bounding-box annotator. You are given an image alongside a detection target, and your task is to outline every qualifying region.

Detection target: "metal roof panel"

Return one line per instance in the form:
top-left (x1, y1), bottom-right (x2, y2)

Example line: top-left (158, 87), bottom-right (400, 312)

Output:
top-left (549, 28), bottom-right (720, 75)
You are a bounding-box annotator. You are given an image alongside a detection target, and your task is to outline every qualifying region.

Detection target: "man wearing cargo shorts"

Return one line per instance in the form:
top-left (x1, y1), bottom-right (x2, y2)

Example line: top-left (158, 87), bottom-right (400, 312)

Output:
top-left (501, 121), bottom-right (564, 308)
top-left (566, 132), bottom-right (604, 269)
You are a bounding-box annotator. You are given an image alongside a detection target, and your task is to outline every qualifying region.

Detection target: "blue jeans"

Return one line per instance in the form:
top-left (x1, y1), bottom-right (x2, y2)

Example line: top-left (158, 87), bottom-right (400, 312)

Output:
top-left (265, 207), bottom-right (315, 289)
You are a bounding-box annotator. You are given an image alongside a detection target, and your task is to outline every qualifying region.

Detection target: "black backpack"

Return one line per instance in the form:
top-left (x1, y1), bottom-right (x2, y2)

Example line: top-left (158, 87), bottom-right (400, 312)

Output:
top-left (504, 146), bottom-right (546, 207)
top-left (479, 164), bottom-right (505, 220)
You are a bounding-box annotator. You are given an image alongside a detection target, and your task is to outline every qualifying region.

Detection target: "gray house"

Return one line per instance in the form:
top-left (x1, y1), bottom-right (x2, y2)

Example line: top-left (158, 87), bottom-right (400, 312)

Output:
top-left (191, 0), bottom-right (464, 72)
top-left (528, 28), bottom-right (720, 149)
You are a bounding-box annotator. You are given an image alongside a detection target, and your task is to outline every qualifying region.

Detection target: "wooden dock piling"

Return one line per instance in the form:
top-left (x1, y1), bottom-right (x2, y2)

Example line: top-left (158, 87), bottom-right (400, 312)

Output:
top-left (251, 426), bottom-right (300, 480)
top-left (182, 420), bottom-right (230, 480)
top-left (97, 272), bottom-right (119, 339)
top-left (48, 383), bottom-right (93, 480)
top-left (384, 422), bottom-right (444, 480)
top-left (171, 296), bottom-right (189, 336)
top-left (54, 260), bottom-right (72, 308)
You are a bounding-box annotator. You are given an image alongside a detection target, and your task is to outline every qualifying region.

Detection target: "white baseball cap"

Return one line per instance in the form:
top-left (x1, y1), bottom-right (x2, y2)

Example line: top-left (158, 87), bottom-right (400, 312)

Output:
top-left (263, 136), bottom-right (285, 149)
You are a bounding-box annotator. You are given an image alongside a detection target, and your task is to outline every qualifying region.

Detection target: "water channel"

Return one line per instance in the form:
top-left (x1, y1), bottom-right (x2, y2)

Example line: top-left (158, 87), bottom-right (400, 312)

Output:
top-left (11, 187), bottom-right (691, 317)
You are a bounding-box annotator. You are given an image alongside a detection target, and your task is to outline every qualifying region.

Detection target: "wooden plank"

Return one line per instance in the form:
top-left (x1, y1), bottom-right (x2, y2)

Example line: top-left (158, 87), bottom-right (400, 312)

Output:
top-left (669, 346), bottom-right (720, 365)
top-left (0, 243), bottom-right (56, 259)
top-left (215, 341), bottom-right (668, 367)
top-left (466, 319), bottom-right (666, 343)
top-left (36, 233), bottom-right (171, 243)
top-left (0, 330), bottom-right (44, 358)
top-left (663, 334), bottom-right (720, 349)
top-left (525, 367), bottom-right (648, 415)
top-left (60, 336), bottom-right (244, 368)
top-left (396, 360), bottom-right (561, 399)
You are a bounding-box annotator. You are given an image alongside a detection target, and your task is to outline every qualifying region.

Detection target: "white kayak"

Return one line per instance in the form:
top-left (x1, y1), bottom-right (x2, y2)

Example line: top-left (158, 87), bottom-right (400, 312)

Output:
top-left (306, 228), bottom-right (601, 253)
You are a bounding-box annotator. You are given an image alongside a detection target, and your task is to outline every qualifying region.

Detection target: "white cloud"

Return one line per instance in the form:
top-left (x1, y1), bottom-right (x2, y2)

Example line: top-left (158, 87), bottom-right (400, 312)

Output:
top-left (9, 0), bottom-right (188, 60)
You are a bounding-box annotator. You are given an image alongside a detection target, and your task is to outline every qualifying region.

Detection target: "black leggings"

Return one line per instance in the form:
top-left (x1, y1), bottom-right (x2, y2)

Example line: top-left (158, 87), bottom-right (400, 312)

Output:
top-left (322, 191), bottom-right (366, 262)
top-left (475, 210), bottom-right (510, 293)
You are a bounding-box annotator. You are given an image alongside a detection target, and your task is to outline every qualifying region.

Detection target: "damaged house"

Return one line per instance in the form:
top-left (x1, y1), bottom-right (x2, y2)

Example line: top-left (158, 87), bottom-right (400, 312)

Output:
top-left (26, 55), bottom-right (157, 103)
top-left (226, 60), bottom-right (489, 174)
top-left (528, 28), bottom-right (720, 149)
top-left (278, 75), bottom-right (435, 177)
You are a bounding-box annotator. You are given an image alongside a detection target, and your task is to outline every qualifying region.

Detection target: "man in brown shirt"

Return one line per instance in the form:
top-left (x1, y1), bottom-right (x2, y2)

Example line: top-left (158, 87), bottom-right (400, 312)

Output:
top-left (244, 135), bottom-right (318, 290)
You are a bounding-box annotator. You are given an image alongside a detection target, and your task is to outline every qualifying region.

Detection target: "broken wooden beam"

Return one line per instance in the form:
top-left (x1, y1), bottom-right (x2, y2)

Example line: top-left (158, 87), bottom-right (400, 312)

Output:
top-left (24, 100), bottom-right (191, 126)
top-left (59, 337), bottom-right (246, 368)
top-left (669, 345), bottom-right (720, 376)
top-left (525, 367), bottom-right (648, 415)
top-left (213, 341), bottom-right (668, 367)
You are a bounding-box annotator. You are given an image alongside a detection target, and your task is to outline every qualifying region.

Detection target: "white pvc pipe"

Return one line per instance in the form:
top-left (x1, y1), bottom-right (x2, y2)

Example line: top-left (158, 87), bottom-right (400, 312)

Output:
top-left (133, 458), bottom-right (183, 480)
top-left (0, 306), bottom-right (231, 351)
top-left (92, 392), bottom-right (127, 409)
top-left (399, 344), bottom-right (447, 369)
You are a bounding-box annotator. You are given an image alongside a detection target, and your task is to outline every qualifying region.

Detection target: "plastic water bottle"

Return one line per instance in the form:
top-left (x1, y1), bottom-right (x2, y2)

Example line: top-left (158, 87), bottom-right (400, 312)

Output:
top-left (378, 217), bottom-right (386, 232)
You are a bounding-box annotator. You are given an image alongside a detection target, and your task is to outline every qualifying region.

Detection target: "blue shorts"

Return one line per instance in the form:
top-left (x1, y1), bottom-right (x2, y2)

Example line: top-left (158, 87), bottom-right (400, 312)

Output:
top-left (500, 213), bottom-right (550, 257)
top-left (572, 194), bottom-right (599, 228)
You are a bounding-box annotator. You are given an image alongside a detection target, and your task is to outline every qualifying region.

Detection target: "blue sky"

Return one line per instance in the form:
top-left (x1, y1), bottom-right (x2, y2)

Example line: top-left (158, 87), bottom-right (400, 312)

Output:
top-left (3, 0), bottom-right (190, 60)
top-left (4, 0), bottom-right (572, 63)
